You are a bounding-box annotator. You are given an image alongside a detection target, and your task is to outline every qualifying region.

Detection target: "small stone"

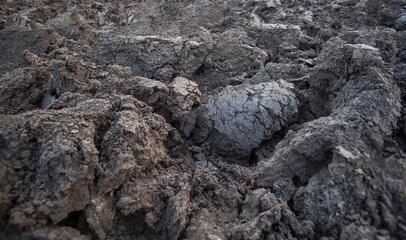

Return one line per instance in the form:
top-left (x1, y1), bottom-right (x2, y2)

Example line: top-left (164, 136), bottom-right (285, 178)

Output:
top-left (71, 129), bottom-right (79, 134)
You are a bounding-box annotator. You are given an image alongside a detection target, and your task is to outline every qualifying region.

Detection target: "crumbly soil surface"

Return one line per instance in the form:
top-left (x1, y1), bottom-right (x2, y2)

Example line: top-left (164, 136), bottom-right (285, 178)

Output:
top-left (0, 0), bottom-right (406, 239)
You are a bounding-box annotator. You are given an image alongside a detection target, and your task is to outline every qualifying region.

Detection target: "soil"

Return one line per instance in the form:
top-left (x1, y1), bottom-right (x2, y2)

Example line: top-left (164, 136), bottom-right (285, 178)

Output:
top-left (0, 0), bottom-right (405, 239)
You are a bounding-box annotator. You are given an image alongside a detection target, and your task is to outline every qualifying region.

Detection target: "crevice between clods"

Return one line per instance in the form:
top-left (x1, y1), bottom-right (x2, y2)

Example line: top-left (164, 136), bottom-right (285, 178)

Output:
top-left (58, 210), bottom-right (92, 236)
top-left (93, 113), bottom-right (114, 188)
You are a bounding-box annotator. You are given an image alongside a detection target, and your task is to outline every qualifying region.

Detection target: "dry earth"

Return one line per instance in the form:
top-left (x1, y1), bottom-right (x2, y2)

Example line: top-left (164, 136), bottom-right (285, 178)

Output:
top-left (0, 0), bottom-right (406, 239)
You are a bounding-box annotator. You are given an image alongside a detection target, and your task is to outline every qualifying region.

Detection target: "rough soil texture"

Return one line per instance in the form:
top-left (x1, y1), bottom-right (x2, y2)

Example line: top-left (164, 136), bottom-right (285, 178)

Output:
top-left (0, 0), bottom-right (405, 240)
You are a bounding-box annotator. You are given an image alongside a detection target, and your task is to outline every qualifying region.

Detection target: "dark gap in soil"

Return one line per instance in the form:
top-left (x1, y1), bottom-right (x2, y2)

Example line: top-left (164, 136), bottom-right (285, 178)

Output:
top-left (249, 150), bottom-right (259, 166)
top-left (170, 119), bottom-right (181, 131)
top-left (58, 211), bottom-right (81, 228)
top-left (272, 223), bottom-right (281, 234)
top-left (93, 116), bottom-right (113, 185)
top-left (292, 176), bottom-right (301, 187)
top-left (393, 68), bottom-right (406, 151)
top-left (254, 126), bottom-right (292, 162)
top-left (395, 122), bottom-right (406, 152)
top-left (191, 102), bottom-right (200, 111)
top-left (0, 135), bottom-right (7, 160)
top-left (94, 118), bottom-right (112, 157)
top-left (58, 210), bottom-right (91, 236)
top-left (287, 198), bottom-right (299, 216)
top-left (194, 64), bottom-right (205, 77)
